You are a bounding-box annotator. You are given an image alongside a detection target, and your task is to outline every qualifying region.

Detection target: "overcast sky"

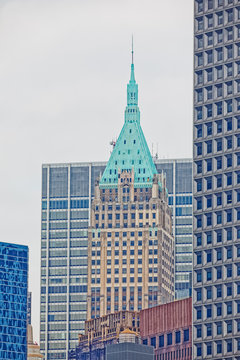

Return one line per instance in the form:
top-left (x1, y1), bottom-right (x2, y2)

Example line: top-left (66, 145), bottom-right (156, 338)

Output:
top-left (0, 0), bottom-right (193, 342)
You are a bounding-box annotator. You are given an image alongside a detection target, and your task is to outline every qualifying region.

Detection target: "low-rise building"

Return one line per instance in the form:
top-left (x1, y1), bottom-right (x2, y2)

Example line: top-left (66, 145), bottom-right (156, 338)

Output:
top-left (140, 298), bottom-right (192, 360)
top-left (68, 310), bottom-right (139, 360)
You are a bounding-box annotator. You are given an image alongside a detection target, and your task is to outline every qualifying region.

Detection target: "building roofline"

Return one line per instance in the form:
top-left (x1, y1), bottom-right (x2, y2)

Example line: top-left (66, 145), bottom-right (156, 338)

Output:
top-left (42, 158), bottom-right (192, 168)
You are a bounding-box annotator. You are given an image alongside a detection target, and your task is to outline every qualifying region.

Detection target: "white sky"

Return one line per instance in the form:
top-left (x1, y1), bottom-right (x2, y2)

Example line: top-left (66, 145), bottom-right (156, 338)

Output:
top-left (0, 0), bottom-right (193, 343)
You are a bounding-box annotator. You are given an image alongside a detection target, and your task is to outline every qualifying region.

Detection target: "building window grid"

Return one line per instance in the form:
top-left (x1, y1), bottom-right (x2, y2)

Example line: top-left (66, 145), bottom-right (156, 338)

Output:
top-left (194, 2), bottom-right (240, 357)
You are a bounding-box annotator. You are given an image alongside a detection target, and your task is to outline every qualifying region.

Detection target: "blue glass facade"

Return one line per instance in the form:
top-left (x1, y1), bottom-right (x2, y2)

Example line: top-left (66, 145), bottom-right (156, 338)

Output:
top-left (41, 159), bottom-right (192, 359)
top-left (0, 241), bottom-right (28, 360)
top-left (193, 1), bottom-right (240, 358)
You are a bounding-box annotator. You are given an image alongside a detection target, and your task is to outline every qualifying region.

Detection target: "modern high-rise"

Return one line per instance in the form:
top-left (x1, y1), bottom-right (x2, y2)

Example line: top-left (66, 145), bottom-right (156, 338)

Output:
top-left (0, 241), bottom-right (29, 360)
top-left (193, 0), bottom-right (240, 358)
top-left (87, 53), bottom-right (175, 317)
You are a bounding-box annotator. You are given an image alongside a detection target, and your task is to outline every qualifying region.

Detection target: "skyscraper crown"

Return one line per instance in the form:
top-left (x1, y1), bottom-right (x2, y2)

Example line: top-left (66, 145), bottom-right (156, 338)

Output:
top-left (99, 45), bottom-right (158, 189)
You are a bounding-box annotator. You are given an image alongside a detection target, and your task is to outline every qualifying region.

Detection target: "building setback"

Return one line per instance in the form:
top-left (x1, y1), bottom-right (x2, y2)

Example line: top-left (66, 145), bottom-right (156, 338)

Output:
top-left (140, 297), bottom-right (192, 360)
top-left (0, 241), bottom-right (28, 360)
top-left (193, 0), bottom-right (240, 359)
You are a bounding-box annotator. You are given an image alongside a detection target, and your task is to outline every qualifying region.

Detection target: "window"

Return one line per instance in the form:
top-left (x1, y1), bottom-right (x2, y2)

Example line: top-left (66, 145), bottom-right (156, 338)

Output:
top-left (207, 288), bottom-right (212, 299)
top-left (197, 17), bottom-right (203, 31)
top-left (206, 268), bottom-right (212, 281)
top-left (217, 48), bottom-right (223, 61)
top-left (227, 155), bottom-right (232, 167)
top-left (216, 120), bottom-right (222, 133)
top-left (197, 53), bottom-right (203, 66)
top-left (216, 66), bottom-right (223, 79)
top-left (197, 143), bottom-right (202, 156)
top-left (227, 284), bottom-right (232, 296)
top-left (207, 68), bottom-right (213, 82)
top-left (208, 0), bottom-right (213, 9)
top-left (217, 175), bottom-right (222, 188)
top-left (197, 0), bottom-right (203, 12)
top-left (217, 323), bottom-right (222, 335)
top-left (227, 172), bottom-right (232, 186)
top-left (217, 285), bottom-right (222, 298)
top-left (216, 84), bottom-right (222, 97)
top-left (175, 331), bottom-right (181, 344)
top-left (227, 302), bottom-right (232, 315)
top-left (227, 65), bottom-right (233, 78)
top-left (197, 35), bottom-right (203, 48)
top-left (217, 304), bottom-right (222, 316)
top-left (217, 342), bottom-right (222, 354)
top-left (207, 343), bottom-right (212, 355)
top-left (206, 213), bottom-right (212, 226)
top-left (227, 340), bottom-right (232, 353)
top-left (207, 51), bottom-right (213, 64)
top-left (184, 329), bottom-right (189, 342)
top-left (217, 248), bottom-right (222, 261)
top-left (207, 32), bottom-right (213, 46)
top-left (227, 265), bottom-right (232, 278)
top-left (217, 12), bottom-right (223, 25)
top-left (217, 212), bottom-right (222, 224)
top-left (207, 307), bottom-right (212, 318)
top-left (207, 251), bottom-right (212, 262)
top-left (207, 141), bottom-right (212, 153)
top-left (206, 122), bottom-right (212, 135)
top-left (227, 82), bottom-right (233, 95)
top-left (197, 125), bottom-right (202, 138)
top-left (150, 337), bottom-right (156, 348)
top-left (216, 102), bottom-right (222, 115)
top-left (227, 28), bottom-right (233, 41)
top-left (227, 45), bottom-right (233, 59)
top-left (167, 333), bottom-right (172, 346)
top-left (206, 104), bottom-right (212, 118)
top-left (206, 159), bottom-right (212, 172)
top-left (217, 30), bottom-right (223, 43)
top-left (197, 344), bottom-right (202, 357)
top-left (206, 177), bottom-right (212, 190)
top-left (159, 335), bottom-right (164, 347)
top-left (197, 179), bottom-right (202, 192)
top-left (216, 193), bottom-right (222, 206)
top-left (217, 267), bottom-right (222, 279)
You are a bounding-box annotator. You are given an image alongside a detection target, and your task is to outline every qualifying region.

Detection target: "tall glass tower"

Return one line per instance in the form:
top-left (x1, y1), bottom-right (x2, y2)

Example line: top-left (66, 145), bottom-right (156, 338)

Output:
top-left (0, 241), bottom-right (28, 360)
top-left (193, 1), bottom-right (240, 358)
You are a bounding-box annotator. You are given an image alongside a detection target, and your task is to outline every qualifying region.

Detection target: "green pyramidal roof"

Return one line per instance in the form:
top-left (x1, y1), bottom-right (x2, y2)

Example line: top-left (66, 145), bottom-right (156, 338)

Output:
top-left (99, 51), bottom-right (157, 189)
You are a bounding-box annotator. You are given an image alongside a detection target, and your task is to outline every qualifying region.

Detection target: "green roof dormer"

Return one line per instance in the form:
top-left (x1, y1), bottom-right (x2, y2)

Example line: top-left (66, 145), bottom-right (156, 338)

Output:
top-left (99, 43), bottom-right (158, 189)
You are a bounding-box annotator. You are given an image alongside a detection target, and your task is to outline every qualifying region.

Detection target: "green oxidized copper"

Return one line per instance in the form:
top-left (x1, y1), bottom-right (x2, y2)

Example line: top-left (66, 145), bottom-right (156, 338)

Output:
top-left (99, 45), bottom-right (158, 189)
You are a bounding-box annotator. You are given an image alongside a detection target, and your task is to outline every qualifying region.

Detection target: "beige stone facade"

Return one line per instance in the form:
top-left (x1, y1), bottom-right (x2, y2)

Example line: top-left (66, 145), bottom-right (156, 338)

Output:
top-left (27, 324), bottom-right (44, 359)
top-left (87, 171), bottom-right (174, 320)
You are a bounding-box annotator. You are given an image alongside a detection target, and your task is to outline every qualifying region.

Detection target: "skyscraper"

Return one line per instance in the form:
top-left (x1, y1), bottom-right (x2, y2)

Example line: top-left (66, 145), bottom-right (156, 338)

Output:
top-left (41, 60), bottom-right (192, 359)
top-left (193, 0), bottom-right (240, 358)
top-left (0, 241), bottom-right (28, 360)
top-left (86, 51), bottom-right (174, 319)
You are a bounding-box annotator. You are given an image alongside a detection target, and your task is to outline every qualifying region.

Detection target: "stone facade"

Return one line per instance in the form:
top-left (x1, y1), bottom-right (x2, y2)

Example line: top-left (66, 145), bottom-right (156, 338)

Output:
top-left (87, 172), bottom-right (174, 319)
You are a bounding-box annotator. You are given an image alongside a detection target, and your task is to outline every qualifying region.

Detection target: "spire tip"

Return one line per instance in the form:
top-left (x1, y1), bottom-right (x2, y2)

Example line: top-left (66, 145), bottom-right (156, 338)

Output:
top-left (131, 35), bottom-right (134, 65)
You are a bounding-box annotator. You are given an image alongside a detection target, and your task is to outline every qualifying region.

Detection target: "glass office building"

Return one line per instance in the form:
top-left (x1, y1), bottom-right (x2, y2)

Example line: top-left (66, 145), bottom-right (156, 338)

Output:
top-left (193, 1), bottom-right (240, 358)
top-left (40, 158), bottom-right (192, 359)
top-left (0, 241), bottom-right (29, 360)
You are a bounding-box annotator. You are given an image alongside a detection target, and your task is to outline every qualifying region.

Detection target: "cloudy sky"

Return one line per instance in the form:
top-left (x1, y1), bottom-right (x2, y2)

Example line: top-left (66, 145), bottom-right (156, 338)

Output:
top-left (0, 0), bottom-right (193, 341)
